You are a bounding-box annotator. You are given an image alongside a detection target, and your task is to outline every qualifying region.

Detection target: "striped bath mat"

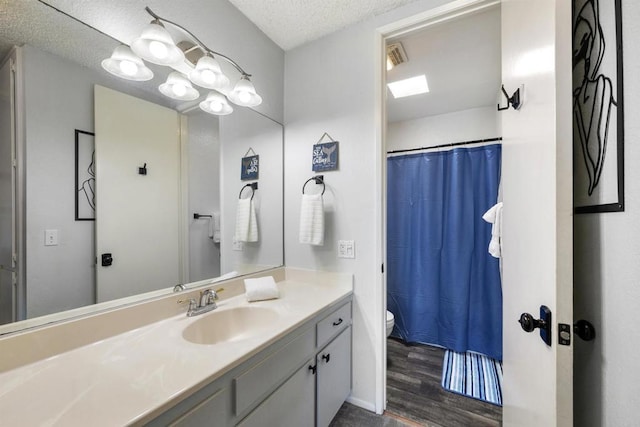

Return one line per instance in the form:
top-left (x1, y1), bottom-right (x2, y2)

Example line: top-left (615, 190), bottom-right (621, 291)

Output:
top-left (441, 350), bottom-right (503, 406)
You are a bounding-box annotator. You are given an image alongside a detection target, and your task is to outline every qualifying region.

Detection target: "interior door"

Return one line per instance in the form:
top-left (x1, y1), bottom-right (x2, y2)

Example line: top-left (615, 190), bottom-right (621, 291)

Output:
top-left (501, 1), bottom-right (573, 426)
top-left (94, 85), bottom-right (181, 303)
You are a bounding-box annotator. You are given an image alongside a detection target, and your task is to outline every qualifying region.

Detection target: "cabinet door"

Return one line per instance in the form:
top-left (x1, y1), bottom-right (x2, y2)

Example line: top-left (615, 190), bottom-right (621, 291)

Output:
top-left (237, 359), bottom-right (315, 427)
top-left (317, 325), bottom-right (352, 427)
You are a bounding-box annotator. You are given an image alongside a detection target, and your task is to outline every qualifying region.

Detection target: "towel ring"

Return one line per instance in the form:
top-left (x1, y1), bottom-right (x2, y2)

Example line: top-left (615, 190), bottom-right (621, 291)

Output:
top-left (239, 182), bottom-right (258, 200)
top-left (302, 175), bottom-right (325, 195)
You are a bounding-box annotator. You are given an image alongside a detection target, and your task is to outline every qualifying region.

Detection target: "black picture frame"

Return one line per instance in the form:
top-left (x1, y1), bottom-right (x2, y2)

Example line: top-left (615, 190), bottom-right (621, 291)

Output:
top-left (241, 154), bottom-right (259, 180)
top-left (75, 129), bottom-right (95, 221)
top-left (573, 0), bottom-right (624, 214)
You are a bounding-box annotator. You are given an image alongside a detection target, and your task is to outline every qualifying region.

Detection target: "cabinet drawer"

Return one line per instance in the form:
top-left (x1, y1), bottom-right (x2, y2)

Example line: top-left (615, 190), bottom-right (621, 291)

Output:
top-left (168, 387), bottom-right (229, 427)
top-left (317, 302), bottom-right (351, 349)
top-left (234, 327), bottom-right (315, 417)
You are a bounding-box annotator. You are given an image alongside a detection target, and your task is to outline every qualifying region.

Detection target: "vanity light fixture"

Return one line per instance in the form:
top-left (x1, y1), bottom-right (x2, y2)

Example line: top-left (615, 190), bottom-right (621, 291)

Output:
top-left (101, 6), bottom-right (263, 115)
top-left (387, 75), bottom-right (430, 99)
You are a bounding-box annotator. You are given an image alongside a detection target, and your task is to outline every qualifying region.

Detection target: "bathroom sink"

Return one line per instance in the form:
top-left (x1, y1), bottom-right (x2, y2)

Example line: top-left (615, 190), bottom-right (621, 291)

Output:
top-left (182, 306), bottom-right (279, 345)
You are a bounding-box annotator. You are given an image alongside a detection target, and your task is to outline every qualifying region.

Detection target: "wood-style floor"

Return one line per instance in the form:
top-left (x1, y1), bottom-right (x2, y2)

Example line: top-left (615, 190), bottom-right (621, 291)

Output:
top-left (330, 338), bottom-right (502, 427)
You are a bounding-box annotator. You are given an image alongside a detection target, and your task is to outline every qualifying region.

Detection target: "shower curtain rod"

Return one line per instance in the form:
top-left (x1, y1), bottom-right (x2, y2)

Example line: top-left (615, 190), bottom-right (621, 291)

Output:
top-left (386, 137), bottom-right (502, 155)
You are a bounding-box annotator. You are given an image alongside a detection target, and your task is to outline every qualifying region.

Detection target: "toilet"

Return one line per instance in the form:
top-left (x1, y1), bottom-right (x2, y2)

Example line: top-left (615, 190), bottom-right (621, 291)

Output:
top-left (386, 310), bottom-right (395, 337)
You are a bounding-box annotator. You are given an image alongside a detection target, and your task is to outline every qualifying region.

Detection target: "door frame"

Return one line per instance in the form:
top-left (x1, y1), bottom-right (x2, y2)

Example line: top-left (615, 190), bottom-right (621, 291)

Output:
top-left (374, 0), bottom-right (502, 413)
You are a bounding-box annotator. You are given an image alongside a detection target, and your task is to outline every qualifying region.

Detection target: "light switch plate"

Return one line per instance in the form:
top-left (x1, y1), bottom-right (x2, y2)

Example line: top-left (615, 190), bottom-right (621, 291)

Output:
top-left (338, 240), bottom-right (355, 258)
top-left (45, 229), bottom-right (58, 246)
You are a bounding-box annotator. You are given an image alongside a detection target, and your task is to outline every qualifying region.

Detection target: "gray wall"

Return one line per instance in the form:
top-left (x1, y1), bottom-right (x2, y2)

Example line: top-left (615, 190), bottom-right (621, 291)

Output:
top-left (188, 112), bottom-right (221, 282)
top-left (573, 1), bottom-right (640, 425)
top-left (284, 0), bottom-right (451, 411)
top-left (220, 107), bottom-right (283, 275)
top-left (23, 45), bottom-right (97, 317)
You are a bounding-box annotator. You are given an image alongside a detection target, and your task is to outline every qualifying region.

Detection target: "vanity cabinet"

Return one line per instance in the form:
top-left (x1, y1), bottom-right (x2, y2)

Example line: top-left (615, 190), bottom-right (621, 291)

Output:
top-left (146, 297), bottom-right (352, 427)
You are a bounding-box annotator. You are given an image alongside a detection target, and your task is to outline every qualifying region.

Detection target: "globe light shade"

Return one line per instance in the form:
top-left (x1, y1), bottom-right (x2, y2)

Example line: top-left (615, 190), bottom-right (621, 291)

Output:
top-left (228, 76), bottom-right (262, 107)
top-left (101, 45), bottom-right (153, 81)
top-left (189, 55), bottom-right (230, 91)
top-left (199, 91), bottom-right (233, 115)
top-left (131, 21), bottom-right (185, 66)
top-left (159, 72), bottom-right (200, 101)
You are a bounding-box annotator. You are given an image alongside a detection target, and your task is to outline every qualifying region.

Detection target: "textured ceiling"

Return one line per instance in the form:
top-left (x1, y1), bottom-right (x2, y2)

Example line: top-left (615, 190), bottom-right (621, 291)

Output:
top-left (228, 0), bottom-right (422, 50)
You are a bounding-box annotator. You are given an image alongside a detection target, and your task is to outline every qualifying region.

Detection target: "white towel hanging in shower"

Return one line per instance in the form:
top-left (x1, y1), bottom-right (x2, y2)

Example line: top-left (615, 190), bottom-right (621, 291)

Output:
top-left (482, 202), bottom-right (503, 258)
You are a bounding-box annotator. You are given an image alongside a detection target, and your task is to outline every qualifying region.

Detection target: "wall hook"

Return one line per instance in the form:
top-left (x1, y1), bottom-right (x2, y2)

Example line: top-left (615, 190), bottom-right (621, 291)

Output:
top-left (138, 163), bottom-right (147, 175)
top-left (498, 85), bottom-right (522, 111)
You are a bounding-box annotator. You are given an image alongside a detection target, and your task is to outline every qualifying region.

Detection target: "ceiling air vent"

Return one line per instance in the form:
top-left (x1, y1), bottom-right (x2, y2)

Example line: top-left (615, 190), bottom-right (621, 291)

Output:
top-left (386, 42), bottom-right (408, 67)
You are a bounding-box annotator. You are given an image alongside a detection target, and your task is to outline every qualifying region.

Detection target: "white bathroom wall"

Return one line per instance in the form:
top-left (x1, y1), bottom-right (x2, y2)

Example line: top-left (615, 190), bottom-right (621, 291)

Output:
top-left (284, 0), bottom-right (452, 411)
top-left (187, 112), bottom-right (221, 282)
top-left (573, 1), bottom-right (640, 425)
top-left (387, 106), bottom-right (499, 152)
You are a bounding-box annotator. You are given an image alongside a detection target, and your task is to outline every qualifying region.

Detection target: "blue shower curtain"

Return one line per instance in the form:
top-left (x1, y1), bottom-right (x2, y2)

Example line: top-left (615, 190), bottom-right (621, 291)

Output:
top-left (387, 144), bottom-right (502, 361)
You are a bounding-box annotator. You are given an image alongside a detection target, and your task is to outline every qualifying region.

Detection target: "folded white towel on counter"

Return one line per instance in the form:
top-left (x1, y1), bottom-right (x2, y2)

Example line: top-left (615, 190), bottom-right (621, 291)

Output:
top-left (235, 198), bottom-right (258, 242)
top-left (244, 276), bottom-right (280, 302)
top-left (299, 193), bottom-right (324, 245)
top-left (482, 202), bottom-right (503, 258)
top-left (209, 212), bottom-right (221, 243)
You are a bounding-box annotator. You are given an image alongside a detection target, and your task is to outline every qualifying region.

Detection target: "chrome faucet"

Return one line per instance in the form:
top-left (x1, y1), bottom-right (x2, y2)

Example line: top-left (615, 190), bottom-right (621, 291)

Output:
top-left (179, 288), bottom-right (223, 317)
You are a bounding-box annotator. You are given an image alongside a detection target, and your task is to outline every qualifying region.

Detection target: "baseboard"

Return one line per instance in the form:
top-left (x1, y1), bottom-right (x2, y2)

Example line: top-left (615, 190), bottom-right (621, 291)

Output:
top-left (346, 396), bottom-right (377, 413)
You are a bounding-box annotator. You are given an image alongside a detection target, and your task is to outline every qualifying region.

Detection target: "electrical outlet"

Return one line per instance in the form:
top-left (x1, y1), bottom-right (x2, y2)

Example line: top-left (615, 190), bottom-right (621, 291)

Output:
top-left (338, 240), bottom-right (355, 259)
top-left (45, 229), bottom-right (59, 246)
top-left (232, 237), bottom-right (243, 251)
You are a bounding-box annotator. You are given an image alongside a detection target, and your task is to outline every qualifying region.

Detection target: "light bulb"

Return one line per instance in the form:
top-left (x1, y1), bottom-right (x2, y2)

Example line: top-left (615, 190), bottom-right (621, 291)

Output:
top-left (119, 60), bottom-right (138, 76)
top-left (238, 91), bottom-right (251, 103)
top-left (172, 84), bottom-right (187, 97)
top-left (149, 40), bottom-right (168, 59)
top-left (210, 101), bottom-right (222, 112)
top-left (200, 69), bottom-right (215, 84)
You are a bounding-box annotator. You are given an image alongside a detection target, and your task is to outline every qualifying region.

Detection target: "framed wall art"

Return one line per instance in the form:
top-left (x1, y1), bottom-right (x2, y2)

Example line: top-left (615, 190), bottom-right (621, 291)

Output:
top-left (573, 0), bottom-right (624, 213)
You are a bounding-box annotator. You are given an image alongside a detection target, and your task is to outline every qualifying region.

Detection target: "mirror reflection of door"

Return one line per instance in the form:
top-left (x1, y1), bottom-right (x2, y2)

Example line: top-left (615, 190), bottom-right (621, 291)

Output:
top-left (0, 52), bottom-right (17, 325)
top-left (94, 86), bottom-right (182, 303)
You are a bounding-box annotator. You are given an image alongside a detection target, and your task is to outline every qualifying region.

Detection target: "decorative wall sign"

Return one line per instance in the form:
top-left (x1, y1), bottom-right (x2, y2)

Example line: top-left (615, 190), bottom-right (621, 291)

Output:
top-left (312, 141), bottom-right (339, 172)
top-left (241, 154), bottom-right (259, 180)
top-left (573, 0), bottom-right (624, 213)
top-left (75, 129), bottom-right (95, 221)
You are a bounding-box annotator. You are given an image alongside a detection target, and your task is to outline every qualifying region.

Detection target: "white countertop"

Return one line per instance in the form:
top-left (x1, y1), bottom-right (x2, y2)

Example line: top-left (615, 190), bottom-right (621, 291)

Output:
top-left (0, 274), bottom-right (352, 426)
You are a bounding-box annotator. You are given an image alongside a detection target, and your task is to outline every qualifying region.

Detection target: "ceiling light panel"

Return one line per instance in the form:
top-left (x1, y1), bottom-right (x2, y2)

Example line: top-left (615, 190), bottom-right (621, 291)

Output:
top-left (387, 75), bottom-right (429, 99)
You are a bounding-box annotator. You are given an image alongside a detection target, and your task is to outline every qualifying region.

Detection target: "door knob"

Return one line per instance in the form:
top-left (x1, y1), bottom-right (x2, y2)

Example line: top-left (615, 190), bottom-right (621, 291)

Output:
top-left (518, 305), bottom-right (552, 346)
top-left (574, 319), bottom-right (596, 341)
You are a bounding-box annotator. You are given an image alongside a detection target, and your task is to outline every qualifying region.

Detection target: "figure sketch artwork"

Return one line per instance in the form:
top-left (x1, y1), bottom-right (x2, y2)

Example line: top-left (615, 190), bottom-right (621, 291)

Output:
top-left (573, 0), bottom-right (624, 213)
top-left (75, 130), bottom-right (95, 221)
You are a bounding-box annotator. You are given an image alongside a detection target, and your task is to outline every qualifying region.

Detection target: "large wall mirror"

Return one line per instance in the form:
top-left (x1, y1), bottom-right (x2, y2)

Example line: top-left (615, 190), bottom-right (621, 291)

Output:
top-left (0, 0), bottom-right (284, 333)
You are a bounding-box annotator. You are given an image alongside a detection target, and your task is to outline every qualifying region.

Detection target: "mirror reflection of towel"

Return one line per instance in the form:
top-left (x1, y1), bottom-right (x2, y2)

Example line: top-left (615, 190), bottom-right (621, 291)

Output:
top-left (209, 212), bottom-right (221, 243)
top-left (299, 194), bottom-right (324, 245)
top-left (235, 198), bottom-right (258, 242)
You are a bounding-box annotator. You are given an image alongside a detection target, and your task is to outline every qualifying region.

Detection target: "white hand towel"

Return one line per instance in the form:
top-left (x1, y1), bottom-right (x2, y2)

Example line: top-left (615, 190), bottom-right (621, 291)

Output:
top-left (235, 198), bottom-right (258, 242)
top-left (209, 212), bottom-right (221, 243)
top-left (482, 202), bottom-right (503, 258)
top-left (244, 276), bottom-right (279, 302)
top-left (299, 193), bottom-right (324, 245)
